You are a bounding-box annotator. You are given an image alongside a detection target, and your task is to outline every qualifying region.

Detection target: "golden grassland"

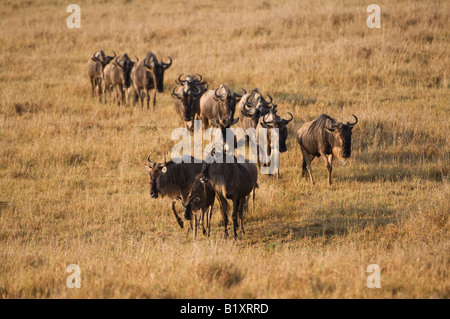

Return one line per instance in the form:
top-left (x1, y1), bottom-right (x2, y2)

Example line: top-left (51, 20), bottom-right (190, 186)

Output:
top-left (0, 0), bottom-right (449, 298)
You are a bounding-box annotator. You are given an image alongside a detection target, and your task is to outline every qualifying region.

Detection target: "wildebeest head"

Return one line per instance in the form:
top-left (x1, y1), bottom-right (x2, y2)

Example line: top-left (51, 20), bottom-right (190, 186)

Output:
top-left (144, 52), bottom-right (172, 93)
top-left (324, 115), bottom-right (358, 159)
top-left (260, 108), bottom-right (293, 153)
top-left (241, 89), bottom-right (274, 127)
top-left (114, 54), bottom-right (136, 88)
top-left (172, 73), bottom-right (207, 122)
top-left (213, 85), bottom-right (244, 128)
top-left (145, 154), bottom-right (168, 198)
top-left (92, 50), bottom-right (116, 66)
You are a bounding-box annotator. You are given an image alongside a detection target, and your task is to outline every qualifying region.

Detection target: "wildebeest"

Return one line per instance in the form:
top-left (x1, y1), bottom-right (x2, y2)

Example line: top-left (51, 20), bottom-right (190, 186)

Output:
top-left (296, 113), bottom-right (358, 185)
top-left (199, 85), bottom-right (244, 130)
top-left (256, 108), bottom-right (293, 176)
top-left (200, 148), bottom-right (258, 239)
top-left (131, 51), bottom-right (172, 111)
top-left (172, 74), bottom-right (208, 131)
top-left (87, 50), bottom-right (116, 101)
top-left (103, 54), bottom-right (137, 106)
top-left (237, 88), bottom-right (274, 131)
top-left (145, 154), bottom-right (203, 229)
top-left (180, 176), bottom-right (216, 239)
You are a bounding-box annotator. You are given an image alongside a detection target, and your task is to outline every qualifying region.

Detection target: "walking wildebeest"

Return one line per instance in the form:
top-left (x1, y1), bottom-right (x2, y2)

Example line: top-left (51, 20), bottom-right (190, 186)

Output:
top-left (145, 154), bottom-right (203, 229)
top-left (131, 51), bottom-right (172, 111)
top-left (257, 108), bottom-right (293, 176)
top-left (296, 113), bottom-right (358, 185)
top-left (200, 148), bottom-right (258, 239)
top-left (199, 85), bottom-right (244, 130)
top-left (172, 74), bottom-right (208, 131)
top-left (237, 88), bottom-right (274, 131)
top-left (103, 54), bottom-right (137, 106)
top-left (180, 176), bottom-right (216, 239)
top-left (87, 50), bottom-right (116, 101)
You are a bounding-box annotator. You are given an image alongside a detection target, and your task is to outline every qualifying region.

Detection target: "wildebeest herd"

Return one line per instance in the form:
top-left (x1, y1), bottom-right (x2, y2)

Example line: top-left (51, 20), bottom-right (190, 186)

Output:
top-left (88, 49), bottom-right (359, 239)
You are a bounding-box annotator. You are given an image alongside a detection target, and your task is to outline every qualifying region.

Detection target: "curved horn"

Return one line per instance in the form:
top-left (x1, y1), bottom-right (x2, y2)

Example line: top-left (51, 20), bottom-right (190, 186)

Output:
top-left (265, 94), bottom-right (273, 104)
top-left (171, 86), bottom-right (181, 99)
top-left (114, 55), bottom-right (124, 69)
top-left (262, 114), bottom-right (274, 127)
top-left (346, 114), bottom-right (358, 127)
top-left (144, 60), bottom-right (153, 71)
top-left (195, 73), bottom-right (203, 82)
top-left (162, 56), bottom-right (172, 68)
top-left (284, 112), bottom-right (294, 124)
top-left (110, 51), bottom-right (117, 58)
top-left (190, 84), bottom-right (202, 97)
top-left (178, 73), bottom-right (186, 84)
top-left (215, 87), bottom-right (225, 100)
top-left (147, 153), bottom-right (156, 167)
top-left (134, 55), bottom-right (139, 62)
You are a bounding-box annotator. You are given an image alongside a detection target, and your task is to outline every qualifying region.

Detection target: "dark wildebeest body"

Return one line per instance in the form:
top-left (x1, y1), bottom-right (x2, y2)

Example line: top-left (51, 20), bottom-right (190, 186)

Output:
top-left (237, 88), bottom-right (274, 131)
top-left (181, 176), bottom-right (216, 239)
top-left (172, 74), bottom-right (208, 131)
top-left (146, 155), bottom-right (203, 229)
top-left (131, 51), bottom-right (172, 111)
top-left (87, 50), bottom-right (116, 101)
top-left (297, 113), bottom-right (358, 185)
top-left (103, 54), bottom-right (136, 106)
top-left (200, 151), bottom-right (258, 239)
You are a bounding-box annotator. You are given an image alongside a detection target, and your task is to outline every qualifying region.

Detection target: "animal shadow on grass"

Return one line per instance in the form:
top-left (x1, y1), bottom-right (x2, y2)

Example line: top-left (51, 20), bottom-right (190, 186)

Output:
top-left (262, 206), bottom-right (395, 243)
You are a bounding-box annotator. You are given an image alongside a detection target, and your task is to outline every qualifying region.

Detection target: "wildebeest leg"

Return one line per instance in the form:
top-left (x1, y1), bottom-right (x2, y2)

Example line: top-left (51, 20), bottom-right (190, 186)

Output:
top-left (118, 84), bottom-right (125, 106)
top-left (193, 213), bottom-right (198, 240)
top-left (319, 151), bottom-right (333, 185)
top-left (232, 198), bottom-right (239, 239)
top-left (152, 88), bottom-right (156, 112)
top-left (171, 200), bottom-right (184, 229)
top-left (90, 77), bottom-right (95, 97)
top-left (218, 195), bottom-right (228, 239)
top-left (301, 146), bottom-right (315, 184)
top-left (252, 187), bottom-right (256, 214)
top-left (97, 79), bottom-right (103, 102)
top-left (327, 154), bottom-right (333, 185)
top-left (200, 208), bottom-right (207, 236)
top-left (207, 203), bottom-right (213, 237)
top-left (145, 89), bottom-right (150, 110)
top-left (238, 198), bottom-right (245, 235)
top-left (103, 84), bottom-right (108, 104)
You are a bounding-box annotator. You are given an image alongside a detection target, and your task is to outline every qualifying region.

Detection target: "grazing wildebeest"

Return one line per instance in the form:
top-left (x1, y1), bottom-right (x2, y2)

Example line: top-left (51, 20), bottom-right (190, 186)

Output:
top-left (87, 50), bottom-right (116, 101)
top-left (200, 148), bottom-right (258, 239)
top-left (172, 74), bottom-right (208, 131)
top-left (237, 88), bottom-right (274, 131)
top-left (103, 54), bottom-right (137, 106)
top-left (145, 154), bottom-right (203, 229)
top-left (131, 51), bottom-right (172, 111)
top-left (199, 85), bottom-right (244, 130)
top-left (296, 113), bottom-right (358, 185)
top-left (180, 176), bottom-right (216, 239)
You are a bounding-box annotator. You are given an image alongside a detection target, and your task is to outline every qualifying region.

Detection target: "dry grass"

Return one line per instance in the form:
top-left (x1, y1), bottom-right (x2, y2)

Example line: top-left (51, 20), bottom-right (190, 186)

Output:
top-left (0, 0), bottom-right (449, 298)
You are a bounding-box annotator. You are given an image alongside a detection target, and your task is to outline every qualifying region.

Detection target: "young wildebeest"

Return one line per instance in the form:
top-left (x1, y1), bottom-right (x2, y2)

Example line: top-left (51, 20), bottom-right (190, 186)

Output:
top-left (180, 176), bottom-right (216, 239)
top-left (257, 108), bottom-right (293, 177)
top-left (237, 88), bottom-right (274, 131)
top-left (146, 154), bottom-right (203, 229)
top-left (200, 148), bottom-right (258, 239)
top-left (103, 54), bottom-right (137, 106)
top-left (199, 85), bottom-right (244, 130)
top-left (297, 113), bottom-right (358, 185)
top-left (87, 50), bottom-right (116, 101)
top-left (131, 51), bottom-right (172, 111)
top-left (172, 74), bottom-right (208, 131)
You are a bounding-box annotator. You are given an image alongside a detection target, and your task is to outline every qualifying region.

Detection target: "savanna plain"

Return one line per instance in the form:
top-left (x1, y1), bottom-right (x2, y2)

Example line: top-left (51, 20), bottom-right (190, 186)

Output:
top-left (0, 0), bottom-right (449, 298)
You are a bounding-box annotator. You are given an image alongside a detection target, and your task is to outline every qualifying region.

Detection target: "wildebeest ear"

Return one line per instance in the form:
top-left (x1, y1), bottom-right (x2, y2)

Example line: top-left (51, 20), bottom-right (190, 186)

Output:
top-left (161, 166), bottom-right (167, 173)
top-left (324, 128), bottom-right (336, 133)
top-left (145, 165), bottom-right (152, 172)
top-left (193, 197), bottom-right (201, 203)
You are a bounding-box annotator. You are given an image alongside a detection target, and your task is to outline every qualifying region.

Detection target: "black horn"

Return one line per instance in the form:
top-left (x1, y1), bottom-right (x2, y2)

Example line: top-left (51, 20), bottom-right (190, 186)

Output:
top-left (346, 114), bottom-right (358, 127)
top-left (162, 56), bottom-right (172, 69)
top-left (283, 112), bottom-right (294, 124)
